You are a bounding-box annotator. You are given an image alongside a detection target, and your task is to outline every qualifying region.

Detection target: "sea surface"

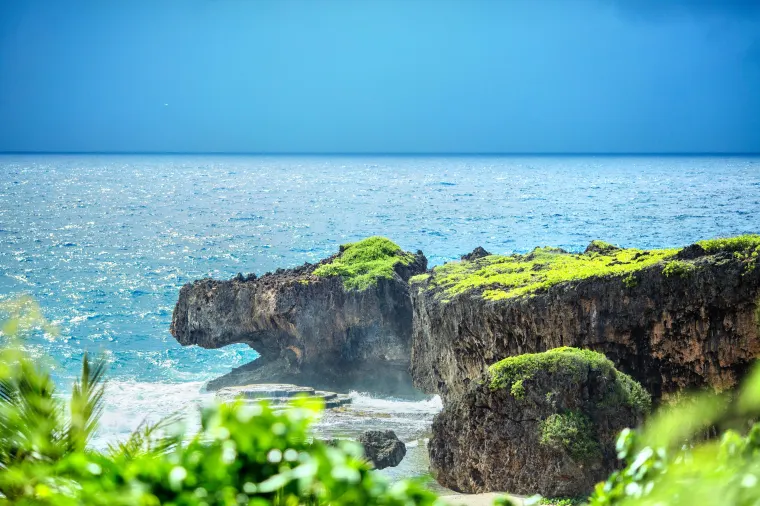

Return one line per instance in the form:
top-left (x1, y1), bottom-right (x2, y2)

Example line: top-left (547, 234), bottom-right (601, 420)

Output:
top-left (1, 154), bottom-right (759, 482)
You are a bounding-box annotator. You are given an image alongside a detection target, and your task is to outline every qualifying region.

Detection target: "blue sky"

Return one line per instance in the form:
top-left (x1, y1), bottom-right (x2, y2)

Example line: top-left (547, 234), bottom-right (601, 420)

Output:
top-left (0, 0), bottom-right (758, 153)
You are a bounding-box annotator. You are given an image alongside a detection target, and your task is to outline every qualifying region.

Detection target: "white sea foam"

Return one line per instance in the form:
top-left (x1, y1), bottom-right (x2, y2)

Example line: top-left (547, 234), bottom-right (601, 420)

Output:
top-left (94, 380), bottom-right (211, 449)
top-left (93, 381), bottom-right (442, 451)
top-left (348, 391), bottom-right (442, 414)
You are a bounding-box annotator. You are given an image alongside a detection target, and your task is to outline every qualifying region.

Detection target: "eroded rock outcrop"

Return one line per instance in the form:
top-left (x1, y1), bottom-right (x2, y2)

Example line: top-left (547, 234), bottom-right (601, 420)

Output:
top-left (171, 237), bottom-right (426, 395)
top-left (411, 236), bottom-right (760, 402)
top-left (429, 347), bottom-right (650, 496)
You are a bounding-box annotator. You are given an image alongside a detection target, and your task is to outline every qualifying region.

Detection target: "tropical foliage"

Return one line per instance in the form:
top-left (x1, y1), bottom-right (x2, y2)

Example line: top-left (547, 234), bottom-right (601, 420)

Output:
top-left (583, 362), bottom-right (760, 506)
top-left (0, 297), bottom-right (441, 505)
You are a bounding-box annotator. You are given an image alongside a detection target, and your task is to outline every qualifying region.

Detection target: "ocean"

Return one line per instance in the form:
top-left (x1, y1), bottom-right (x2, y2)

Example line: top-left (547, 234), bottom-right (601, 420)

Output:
top-left (1, 154), bottom-right (759, 482)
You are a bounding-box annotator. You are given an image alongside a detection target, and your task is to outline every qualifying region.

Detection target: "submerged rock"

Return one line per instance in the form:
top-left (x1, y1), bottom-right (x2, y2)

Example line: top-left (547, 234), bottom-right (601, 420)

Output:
top-left (358, 429), bottom-right (407, 470)
top-left (215, 383), bottom-right (352, 409)
top-left (171, 237), bottom-right (427, 395)
top-left (411, 235), bottom-right (760, 403)
top-left (429, 347), bottom-right (650, 496)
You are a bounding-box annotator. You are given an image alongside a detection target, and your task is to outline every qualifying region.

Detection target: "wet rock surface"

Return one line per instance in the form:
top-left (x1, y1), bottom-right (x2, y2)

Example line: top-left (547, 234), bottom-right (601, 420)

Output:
top-left (429, 348), bottom-right (649, 496)
top-left (358, 429), bottom-right (407, 470)
top-left (216, 383), bottom-right (353, 409)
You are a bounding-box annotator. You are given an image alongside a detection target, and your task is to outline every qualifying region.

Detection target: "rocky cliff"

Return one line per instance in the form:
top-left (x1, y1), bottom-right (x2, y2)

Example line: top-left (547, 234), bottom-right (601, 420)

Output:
top-left (411, 236), bottom-right (760, 403)
top-left (171, 237), bottom-right (427, 395)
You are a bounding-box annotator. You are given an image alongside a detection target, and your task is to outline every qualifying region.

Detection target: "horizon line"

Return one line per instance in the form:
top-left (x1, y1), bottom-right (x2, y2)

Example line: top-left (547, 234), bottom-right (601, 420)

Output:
top-left (1, 151), bottom-right (759, 157)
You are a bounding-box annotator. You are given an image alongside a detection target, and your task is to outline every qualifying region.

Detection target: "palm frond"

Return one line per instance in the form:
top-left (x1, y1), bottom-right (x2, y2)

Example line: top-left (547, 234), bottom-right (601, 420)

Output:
top-left (0, 351), bottom-right (63, 466)
top-left (107, 412), bottom-right (184, 459)
top-left (67, 353), bottom-right (107, 453)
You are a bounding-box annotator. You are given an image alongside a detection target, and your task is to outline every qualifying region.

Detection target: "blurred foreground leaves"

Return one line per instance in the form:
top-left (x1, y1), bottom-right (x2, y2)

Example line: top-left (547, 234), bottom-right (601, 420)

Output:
top-left (0, 297), bottom-right (442, 505)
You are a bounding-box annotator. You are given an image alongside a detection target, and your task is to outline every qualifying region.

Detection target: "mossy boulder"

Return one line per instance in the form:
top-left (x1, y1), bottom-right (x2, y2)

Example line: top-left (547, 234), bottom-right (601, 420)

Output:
top-left (429, 347), bottom-right (650, 497)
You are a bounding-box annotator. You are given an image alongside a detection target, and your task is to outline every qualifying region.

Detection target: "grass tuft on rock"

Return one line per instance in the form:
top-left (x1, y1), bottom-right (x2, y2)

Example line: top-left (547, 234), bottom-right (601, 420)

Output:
top-left (488, 347), bottom-right (651, 412)
top-left (540, 411), bottom-right (600, 462)
top-left (313, 236), bottom-right (415, 291)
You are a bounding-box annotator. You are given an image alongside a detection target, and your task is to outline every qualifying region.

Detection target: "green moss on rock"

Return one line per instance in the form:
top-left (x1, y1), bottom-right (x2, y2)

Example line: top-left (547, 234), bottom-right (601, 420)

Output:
top-left (417, 234), bottom-right (759, 303)
top-left (662, 260), bottom-right (695, 278)
top-left (538, 498), bottom-right (585, 506)
top-left (510, 379), bottom-right (526, 399)
top-left (585, 240), bottom-right (621, 254)
top-left (539, 411), bottom-right (600, 462)
top-left (488, 347), bottom-right (651, 412)
top-left (313, 237), bottom-right (415, 290)
top-left (696, 234), bottom-right (760, 253)
top-left (410, 273), bottom-right (431, 284)
top-left (489, 347), bottom-right (609, 390)
top-left (423, 243), bottom-right (679, 302)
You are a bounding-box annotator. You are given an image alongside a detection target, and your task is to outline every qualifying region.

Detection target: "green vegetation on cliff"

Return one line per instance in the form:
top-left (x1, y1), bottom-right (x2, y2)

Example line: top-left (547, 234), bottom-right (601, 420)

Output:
top-left (662, 260), bottom-right (695, 278)
top-left (313, 236), bottom-right (415, 290)
top-left (414, 234), bottom-right (760, 302)
top-left (418, 243), bottom-right (679, 301)
top-left (696, 234), bottom-right (760, 253)
top-left (488, 347), bottom-right (651, 412)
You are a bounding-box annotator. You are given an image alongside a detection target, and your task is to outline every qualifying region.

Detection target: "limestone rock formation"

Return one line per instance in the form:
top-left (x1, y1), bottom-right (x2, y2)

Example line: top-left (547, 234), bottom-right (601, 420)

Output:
top-left (411, 235), bottom-right (760, 402)
top-left (171, 237), bottom-right (427, 395)
top-left (429, 347), bottom-right (650, 496)
top-left (358, 429), bottom-right (407, 470)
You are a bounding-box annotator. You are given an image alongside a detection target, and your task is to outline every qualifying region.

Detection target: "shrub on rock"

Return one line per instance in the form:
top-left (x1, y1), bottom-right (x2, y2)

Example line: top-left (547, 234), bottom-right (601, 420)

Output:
top-left (429, 347), bottom-right (650, 497)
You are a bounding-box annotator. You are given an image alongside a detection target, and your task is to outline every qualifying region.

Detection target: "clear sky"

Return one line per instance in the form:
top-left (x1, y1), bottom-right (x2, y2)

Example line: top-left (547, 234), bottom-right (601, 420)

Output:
top-left (1, 0), bottom-right (759, 153)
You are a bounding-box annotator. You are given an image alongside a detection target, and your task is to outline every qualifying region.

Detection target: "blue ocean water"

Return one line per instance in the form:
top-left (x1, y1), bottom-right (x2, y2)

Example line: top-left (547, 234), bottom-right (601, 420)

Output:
top-left (1, 154), bottom-right (759, 463)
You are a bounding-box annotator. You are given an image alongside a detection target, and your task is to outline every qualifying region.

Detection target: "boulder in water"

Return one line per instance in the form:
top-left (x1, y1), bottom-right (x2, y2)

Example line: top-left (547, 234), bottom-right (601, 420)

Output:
top-left (358, 429), bottom-right (407, 470)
